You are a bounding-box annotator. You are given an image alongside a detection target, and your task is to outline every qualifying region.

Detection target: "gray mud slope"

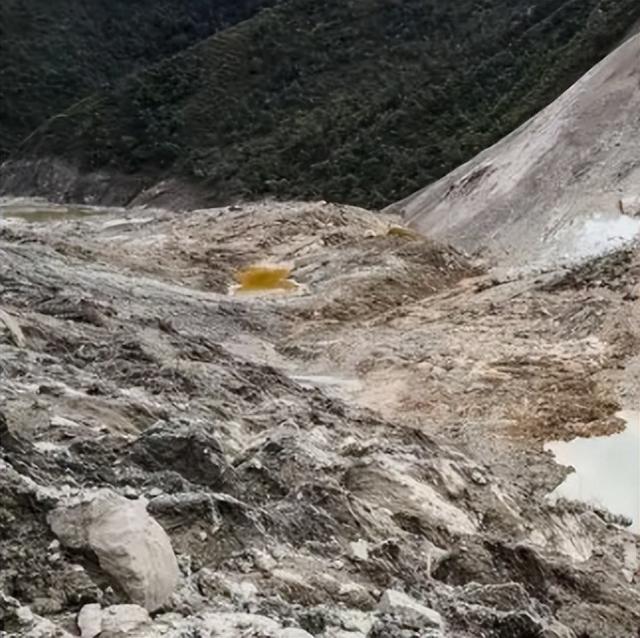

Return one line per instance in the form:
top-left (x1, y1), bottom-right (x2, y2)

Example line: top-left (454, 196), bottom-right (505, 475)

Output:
top-left (1, 201), bottom-right (640, 637)
top-left (389, 33), bottom-right (640, 268)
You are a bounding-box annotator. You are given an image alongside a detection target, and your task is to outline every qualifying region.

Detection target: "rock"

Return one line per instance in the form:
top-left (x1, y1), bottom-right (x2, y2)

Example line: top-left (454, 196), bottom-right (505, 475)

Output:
top-left (31, 598), bottom-right (62, 616)
top-left (252, 549), bottom-right (277, 572)
top-left (334, 609), bottom-right (376, 634)
top-left (229, 581), bottom-right (259, 606)
top-left (198, 612), bottom-right (281, 636)
top-left (337, 582), bottom-right (376, 609)
top-left (470, 469), bottom-right (488, 486)
top-left (77, 604), bottom-right (102, 638)
top-left (147, 491), bottom-right (221, 526)
top-left (494, 611), bottom-right (545, 636)
top-left (620, 195), bottom-right (640, 217)
top-left (123, 485), bottom-right (139, 499)
top-left (78, 603), bottom-right (151, 638)
top-left (0, 594), bottom-right (73, 638)
top-left (102, 604), bottom-right (151, 634)
top-left (277, 629), bottom-right (314, 638)
top-left (61, 564), bottom-right (103, 606)
top-left (0, 307), bottom-right (26, 348)
top-left (437, 459), bottom-right (467, 498)
top-left (48, 489), bottom-right (179, 611)
top-left (130, 420), bottom-right (228, 488)
top-left (542, 620), bottom-right (577, 638)
top-left (377, 590), bottom-right (443, 629)
top-left (349, 539), bottom-right (370, 561)
top-left (15, 605), bottom-right (35, 625)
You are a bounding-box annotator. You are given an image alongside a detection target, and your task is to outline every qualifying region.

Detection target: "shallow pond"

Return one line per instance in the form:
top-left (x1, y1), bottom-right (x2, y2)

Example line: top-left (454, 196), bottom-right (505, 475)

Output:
top-left (545, 411), bottom-right (640, 531)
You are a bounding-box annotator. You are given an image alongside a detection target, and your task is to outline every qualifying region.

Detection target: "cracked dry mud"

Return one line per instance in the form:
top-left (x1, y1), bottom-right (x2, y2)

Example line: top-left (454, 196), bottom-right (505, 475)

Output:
top-left (1, 200), bottom-right (639, 637)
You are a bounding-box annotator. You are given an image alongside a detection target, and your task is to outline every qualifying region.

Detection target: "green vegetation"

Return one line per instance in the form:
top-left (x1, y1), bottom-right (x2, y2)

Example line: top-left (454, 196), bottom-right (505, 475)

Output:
top-left (0, 0), bottom-right (275, 158)
top-left (9, 0), bottom-right (640, 207)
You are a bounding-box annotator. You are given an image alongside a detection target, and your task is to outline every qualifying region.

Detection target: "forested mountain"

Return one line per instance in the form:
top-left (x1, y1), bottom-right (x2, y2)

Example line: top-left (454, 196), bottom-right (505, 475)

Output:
top-left (0, 0), bottom-right (276, 158)
top-left (6, 0), bottom-right (640, 207)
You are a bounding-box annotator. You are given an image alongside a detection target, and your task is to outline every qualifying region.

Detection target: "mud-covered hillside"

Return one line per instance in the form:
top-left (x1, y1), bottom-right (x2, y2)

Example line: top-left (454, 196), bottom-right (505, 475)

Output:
top-left (1, 201), bottom-right (639, 637)
top-left (390, 31), bottom-right (640, 270)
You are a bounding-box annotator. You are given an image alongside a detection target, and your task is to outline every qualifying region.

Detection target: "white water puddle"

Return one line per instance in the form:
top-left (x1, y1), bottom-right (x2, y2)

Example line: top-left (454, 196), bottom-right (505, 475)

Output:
top-left (573, 215), bottom-right (640, 257)
top-left (545, 411), bottom-right (640, 532)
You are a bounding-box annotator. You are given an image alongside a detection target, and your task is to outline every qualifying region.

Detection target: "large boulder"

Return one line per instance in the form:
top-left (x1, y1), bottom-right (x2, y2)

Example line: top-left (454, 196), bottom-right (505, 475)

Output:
top-left (48, 490), bottom-right (179, 611)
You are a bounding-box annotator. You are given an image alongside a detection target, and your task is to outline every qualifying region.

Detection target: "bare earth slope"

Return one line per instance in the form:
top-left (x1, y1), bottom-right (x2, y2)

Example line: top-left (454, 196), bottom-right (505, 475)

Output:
top-left (1, 201), bottom-right (639, 637)
top-left (389, 33), bottom-right (640, 269)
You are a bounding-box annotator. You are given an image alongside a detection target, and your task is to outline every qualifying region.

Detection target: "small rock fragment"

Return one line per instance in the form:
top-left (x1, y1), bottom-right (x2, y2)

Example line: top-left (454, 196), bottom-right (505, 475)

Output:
top-left (335, 609), bottom-right (376, 634)
top-left (349, 539), bottom-right (370, 561)
top-left (253, 548), bottom-right (277, 572)
top-left (123, 485), bottom-right (138, 499)
top-left (15, 605), bottom-right (35, 625)
top-left (470, 469), bottom-right (488, 485)
top-left (229, 581), bottom-right (259, 606)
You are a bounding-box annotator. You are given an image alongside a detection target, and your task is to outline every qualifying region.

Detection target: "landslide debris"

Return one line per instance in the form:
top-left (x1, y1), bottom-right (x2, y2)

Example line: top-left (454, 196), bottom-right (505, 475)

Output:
top-left (1, 201), bottom-right (639, 637)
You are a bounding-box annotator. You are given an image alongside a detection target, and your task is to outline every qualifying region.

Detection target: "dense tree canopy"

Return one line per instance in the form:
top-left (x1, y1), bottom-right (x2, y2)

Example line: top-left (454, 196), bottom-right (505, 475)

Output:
top-left (6, 0), bottom-right (640, 207)
top-left (0, 0), bottom-right (275, 158)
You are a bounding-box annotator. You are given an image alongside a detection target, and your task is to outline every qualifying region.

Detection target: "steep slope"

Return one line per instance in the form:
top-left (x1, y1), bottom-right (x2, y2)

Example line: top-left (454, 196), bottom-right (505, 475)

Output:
top-left (0, 0), bottom-right (276, 159)
top-left (7, 0), bottom-right (640, 208)
top-left (391, 32), bottom-right (640, 268)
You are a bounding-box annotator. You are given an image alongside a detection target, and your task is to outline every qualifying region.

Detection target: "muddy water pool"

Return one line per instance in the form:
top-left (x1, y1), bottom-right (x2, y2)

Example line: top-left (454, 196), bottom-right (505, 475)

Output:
top-left (0, 198), bottom-right (108, 222)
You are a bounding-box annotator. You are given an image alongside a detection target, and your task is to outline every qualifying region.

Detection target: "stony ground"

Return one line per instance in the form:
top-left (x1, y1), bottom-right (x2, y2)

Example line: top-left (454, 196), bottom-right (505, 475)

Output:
top-left (1, 200), bottom-right (639, 637)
